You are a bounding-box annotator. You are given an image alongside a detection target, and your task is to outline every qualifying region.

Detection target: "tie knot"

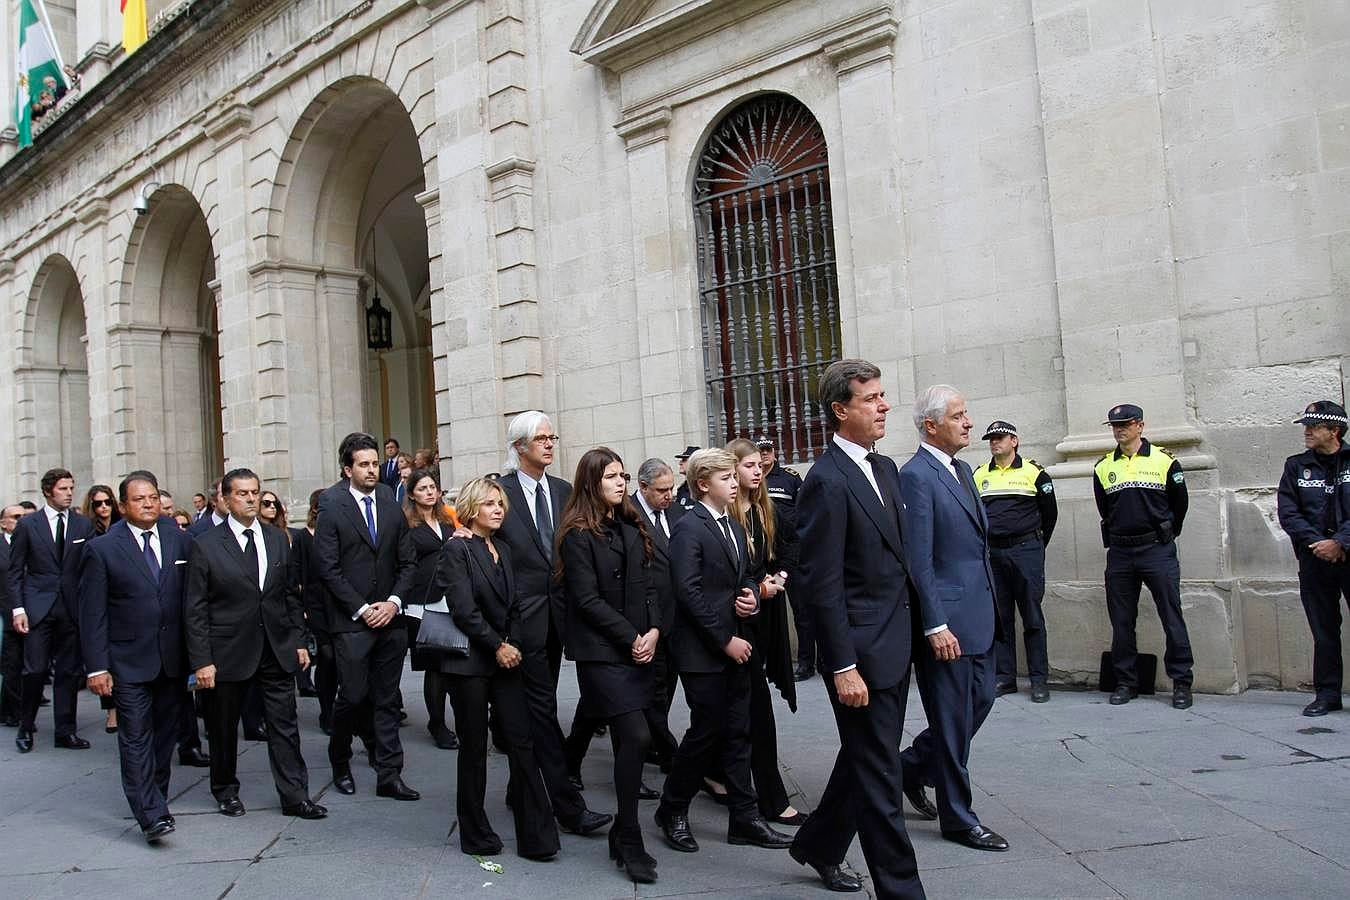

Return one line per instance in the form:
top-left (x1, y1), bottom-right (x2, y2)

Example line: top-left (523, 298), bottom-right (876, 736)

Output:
top-left (142, 531), bottom-right (152, 545)
top-left (363, 496), bottom-right (372, 506)
top-left (243, 528), bottom-right (254, 540)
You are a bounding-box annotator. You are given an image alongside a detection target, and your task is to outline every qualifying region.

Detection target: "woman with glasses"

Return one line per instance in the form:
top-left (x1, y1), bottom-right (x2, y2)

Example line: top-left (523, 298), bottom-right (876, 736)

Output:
top-left (400, 467), bottom-right (460, 750)
top-left (557, 448), bottom-right (661, 883)
top-left (258, 491), bottom-right (289, 533)
top-left (82, 484), bottom-right (122, 733)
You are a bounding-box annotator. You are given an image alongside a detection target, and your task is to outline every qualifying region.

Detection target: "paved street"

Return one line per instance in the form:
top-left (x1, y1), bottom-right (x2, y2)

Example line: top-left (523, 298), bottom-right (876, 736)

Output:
top-left (1, 666), bottom-right (1348, 899)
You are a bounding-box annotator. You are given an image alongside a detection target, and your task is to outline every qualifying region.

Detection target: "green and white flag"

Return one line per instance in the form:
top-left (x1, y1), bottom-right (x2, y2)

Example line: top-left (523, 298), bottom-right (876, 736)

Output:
top-left (15, 0), bottom-right (69, 149)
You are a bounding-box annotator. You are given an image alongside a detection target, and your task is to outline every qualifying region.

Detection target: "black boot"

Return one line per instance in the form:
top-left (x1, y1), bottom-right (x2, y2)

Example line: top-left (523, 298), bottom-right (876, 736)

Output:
top-left (609, 827), bottom-right (657, 884)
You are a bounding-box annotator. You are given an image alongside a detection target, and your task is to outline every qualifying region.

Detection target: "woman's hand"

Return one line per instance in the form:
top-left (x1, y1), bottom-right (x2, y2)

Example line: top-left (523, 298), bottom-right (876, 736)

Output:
top-left (631, 628), bottom-right (659, 665)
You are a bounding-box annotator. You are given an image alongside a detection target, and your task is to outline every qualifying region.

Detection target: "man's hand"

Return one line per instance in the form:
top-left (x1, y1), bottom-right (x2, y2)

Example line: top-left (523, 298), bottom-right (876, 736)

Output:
top-left (88, 673), bottom-right (113, 697)
top-left (496, 642), bottom-right (522, 669)
top-left (723, 635), bottom-right (752, 664)
top-left (297, 648), bottom-right (311, 670)
top-left (1311, 539), bottom-right (1345, 563)
top-left (834, 669), bottom-right (869, 708)
top-left (450, 526), bottom-right (474, 541)
top-left (632, 628), bottom-right (659, 664)
top-left (362, 601), bottom-right (397, 629)
top-left (12, 612), bottom-right (28, 635)
top-left (734, 588), bottom-right (758, 618)
top-left (195, 664), bottom-right (217, 691)
top-left (928, 629), bottom-right (961, 662)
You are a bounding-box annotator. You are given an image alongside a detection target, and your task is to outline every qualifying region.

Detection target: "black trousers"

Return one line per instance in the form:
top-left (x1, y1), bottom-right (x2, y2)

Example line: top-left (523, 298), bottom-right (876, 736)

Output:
top-left (1297, 553), bottom-right (1350, 701)
top-left (177, 684), bottom-right (204, 751)
top-left (113, 673), bottom-right (180, 827)
top-left (20, 605), bottom-right (81, 736)
top-left (793, 677), bottom-right (924, 900)
top-left (312, 635), bottom-right (337, 730)
top-left (208, 643), bottom-right (309, 805)
top-left (0, 626), bottom-right (23, 721)
top-left (328, 626), bottom-right (406, 784)
top-left (786, 587), bottom-right (817, 670)
top-left (518, 645), bottom-right (586, 822)
top-left (1105, 541), bottom-right (1193, 687)
top-left (747, 657), bottom-right (789, 818)
top-left (659, 664), bottom-right (757, 820)
top-left (445, 669), bottom-right (559, 858)
top-left (991, 537), bottom-right (1049, 685)
top-left (649, 642), bottom-right (679, 760)
top-left (901, 646), bottom-right (995, 833)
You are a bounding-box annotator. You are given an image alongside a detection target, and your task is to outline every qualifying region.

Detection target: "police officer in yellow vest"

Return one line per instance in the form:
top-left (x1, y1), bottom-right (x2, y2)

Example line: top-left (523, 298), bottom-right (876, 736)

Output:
top-left (973, 422), bottom-right (1057, 703)
top-left (1094, 404), bottom-right (1193, 709)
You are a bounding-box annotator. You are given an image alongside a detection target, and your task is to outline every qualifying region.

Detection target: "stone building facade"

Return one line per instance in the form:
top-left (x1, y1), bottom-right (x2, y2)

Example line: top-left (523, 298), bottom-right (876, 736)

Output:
top-left (0, 0), bottom-right (1346, 693)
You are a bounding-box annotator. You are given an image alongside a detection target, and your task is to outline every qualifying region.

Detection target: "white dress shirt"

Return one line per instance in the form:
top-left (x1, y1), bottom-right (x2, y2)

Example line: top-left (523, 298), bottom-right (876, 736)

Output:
top-left (633, 491), bottom-right (669, 538)
top-left (515, 469), bottom-right (550, 529)
top-left (227, 516), bottom-right (268, 589)
top-left (832, 433), bottom-right (885, 503)
top-left (405, 522), bottom-right (449, 619)
top-left (13, 505), bottom-right (71, 621)
top-left (347, 484), bottom-right (402, 620)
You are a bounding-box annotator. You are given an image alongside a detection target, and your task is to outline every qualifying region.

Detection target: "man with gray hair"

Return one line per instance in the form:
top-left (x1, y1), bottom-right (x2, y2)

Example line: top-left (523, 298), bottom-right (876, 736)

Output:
top-left (898, 384), bottom-right (1006, 852)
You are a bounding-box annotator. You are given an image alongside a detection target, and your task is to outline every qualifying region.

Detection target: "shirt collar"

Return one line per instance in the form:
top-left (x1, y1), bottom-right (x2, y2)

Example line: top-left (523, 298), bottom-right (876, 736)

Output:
top-left (832, 432), bottom-right (871, 465)
top-left (127, 521), bottom-right (158, 543)
top-left (227, 516), bottom-right (259, 538)
top-left (1113, 438), bottom-right (1153, 460)
top-left (348, 483), bottom-right (375, 506)
top-left (515, 469), bottom-right (546, 496)
top-left (990, 454), bottom-right (1023, 470)
top-left (920, 441), bottom-right (956, 469)
top-left (633, 490), bottom-right (656, 520)
top-left (699, 499), bottom-right (728, 520)
top-left (45, 504), bottom-right (66, 523)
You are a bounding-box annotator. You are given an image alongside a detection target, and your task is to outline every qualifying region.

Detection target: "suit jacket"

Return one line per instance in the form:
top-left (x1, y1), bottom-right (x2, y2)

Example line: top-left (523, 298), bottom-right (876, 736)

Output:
top-left (183, 520), bottom-right (306, 680)
top-left (632, 493), bottom-right (683, 635)
top-left (496, 471), bottom-right (571, 652)
top-left (313, 481), bottom-right (416, 635)
top-left (560, 521), bottom-right (659, 663)
top-left (403, 520), bottom-right (450, 607)
top-left (668, 502), bottom-right (758, 674)
top-left (289, 527), bottom-right (330, 637)
top-left (7, 507), bottom-right (96, 625)
top-left (380, 457), bottom-right (402, 490)
top-left (79, 518), bottom-right (191, 683)
top-left (898, 447), bottom-right (997, 656)
top-left (0, 536), bottom-right (11, 630)
top-left (796, 441), bottom-right (913, 691)
top-left (426, 536), bottom-right (519, 677)
top-left (187, 511), bottom-right (226, 538)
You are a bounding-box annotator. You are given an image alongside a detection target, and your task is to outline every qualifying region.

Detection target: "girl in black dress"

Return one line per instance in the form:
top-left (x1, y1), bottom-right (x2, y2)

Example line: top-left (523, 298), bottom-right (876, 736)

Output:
top-left (556, 448), bottom-right (661, 884)
top-left (400, 467), bottom-right (458, 749)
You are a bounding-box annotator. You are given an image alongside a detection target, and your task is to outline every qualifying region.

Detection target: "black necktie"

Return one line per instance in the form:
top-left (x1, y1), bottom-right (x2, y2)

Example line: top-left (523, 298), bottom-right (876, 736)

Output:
top-left (718, 515), bottom-right (738, 560)
top-left (865, 452), bottom-right (889, 505)
top-left (55, 512), bottom-right (65, 563)
top-left (142, 531), bottom-right (160, 582)
top-left (653, 508), bottom-right (666, 538)
top-left (242, 528), bottom-right (260, 589)
top-left (535, 484), bottom-right (554, 561)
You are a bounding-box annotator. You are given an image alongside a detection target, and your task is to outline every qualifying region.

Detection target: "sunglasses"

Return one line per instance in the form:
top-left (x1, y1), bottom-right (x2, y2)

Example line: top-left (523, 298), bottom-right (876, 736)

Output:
top-left (92, 499), bottom-right (113, 508)
top-left (261, 499), bottom-right (278, 508)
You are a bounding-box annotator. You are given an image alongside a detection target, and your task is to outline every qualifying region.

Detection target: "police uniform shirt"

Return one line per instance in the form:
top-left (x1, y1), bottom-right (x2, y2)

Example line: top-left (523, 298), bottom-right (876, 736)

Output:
top-left (972, 454), bottom-right (1058, 543)
top-left (764, 464), bottom-right (802, 531)
top-left (1092, 438), bottom-right (1188, 541)
top-left (1276, 442), bottom-right (1350, 556)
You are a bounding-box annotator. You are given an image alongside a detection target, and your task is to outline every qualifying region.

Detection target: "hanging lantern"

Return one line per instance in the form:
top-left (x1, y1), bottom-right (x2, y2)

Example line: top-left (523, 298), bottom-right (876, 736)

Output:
top-left (366, 293), bottom-right (392, 350)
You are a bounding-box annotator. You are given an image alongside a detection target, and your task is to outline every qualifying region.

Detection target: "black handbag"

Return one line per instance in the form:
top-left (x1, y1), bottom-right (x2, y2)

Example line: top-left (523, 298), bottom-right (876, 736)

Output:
top-left (417, 604), bottom-right (470, 657)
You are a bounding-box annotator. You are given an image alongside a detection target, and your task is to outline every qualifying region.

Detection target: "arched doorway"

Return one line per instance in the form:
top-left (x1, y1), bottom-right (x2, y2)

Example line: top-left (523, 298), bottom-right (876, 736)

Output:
top-left (269, 76), bottom-right (434, 491)
top-left (119, 185), bottom-right (223, 497)
top-left (22, 255), bottom-right (91, 488)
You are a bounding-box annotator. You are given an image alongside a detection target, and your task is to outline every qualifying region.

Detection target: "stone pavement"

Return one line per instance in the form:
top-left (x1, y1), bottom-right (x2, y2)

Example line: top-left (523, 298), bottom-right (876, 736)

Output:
top-left (1, 667), bottom-right (1348, 899)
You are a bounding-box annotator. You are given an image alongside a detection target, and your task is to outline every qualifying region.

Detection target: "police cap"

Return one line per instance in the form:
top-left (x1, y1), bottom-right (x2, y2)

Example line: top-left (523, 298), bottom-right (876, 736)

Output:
top-left (981, 420), bottom-right (1017, 440)
top-left (753, 436), bottom-right (774, 449)
top-left (1293, 400), bottom-right (1348, 428)
top-left (674, 445), bottom-right (700, 460)
top-left (1104, 404), bottom-right (1144, 425)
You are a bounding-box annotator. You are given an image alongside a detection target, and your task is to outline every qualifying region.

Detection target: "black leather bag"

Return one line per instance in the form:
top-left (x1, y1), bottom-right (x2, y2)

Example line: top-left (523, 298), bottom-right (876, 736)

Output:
top-left (417, 606), bottom-right (470, 657)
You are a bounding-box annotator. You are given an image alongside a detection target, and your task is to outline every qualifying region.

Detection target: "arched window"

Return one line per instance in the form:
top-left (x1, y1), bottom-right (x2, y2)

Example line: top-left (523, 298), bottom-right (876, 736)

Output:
top-left (694, 94), bottom-right (842, 464)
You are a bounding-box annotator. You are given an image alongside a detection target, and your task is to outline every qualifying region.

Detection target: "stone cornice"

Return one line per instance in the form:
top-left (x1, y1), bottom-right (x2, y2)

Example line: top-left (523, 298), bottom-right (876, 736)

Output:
top-left (74, 197), bottom-right (109, 229)
top-left (417, 0), bottom-right (477, 24)
top-left (76, 41), bottom-right (121, 74)
top-left (107, 322), bottom-right (209, 338)
top-left (823, 15), bottom-right (898, 75)
top-left (614, 106), bottom-right (672, 151)
top-left (573, 0), bottom-right (792, 72)
top-left (0, 258), bottom-right (14, 281)
top-left (203, 102), bottom-right (255, 146)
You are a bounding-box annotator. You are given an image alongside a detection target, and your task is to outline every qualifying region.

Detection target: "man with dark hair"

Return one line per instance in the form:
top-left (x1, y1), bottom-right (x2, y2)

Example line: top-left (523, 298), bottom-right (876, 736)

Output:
top-left (188, 481), bottom-right (228, 537)
top-left (192, 493), bottom-right (208, 519)
top-left (80, 470), bottom-right (193, 841)
top-left (380, 437), bottom-right (402, 490)
top-left (185, 468), bottom-right (324, 819)
top-left (0, 503), bottom-right (32, 726)
top-left (9, 467), bottom-right (96, 753)
top-left (317, 433), bottom-right (420, 800)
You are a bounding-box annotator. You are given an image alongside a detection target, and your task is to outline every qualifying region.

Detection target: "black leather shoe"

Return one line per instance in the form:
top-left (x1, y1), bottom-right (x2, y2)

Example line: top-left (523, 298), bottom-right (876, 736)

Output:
top-left (943, 824), bottom-right (1009, 851)
top-left (281, 799), bottom-right (328, 819)
top-left (560, 808), bottom-right (611, 835)
top-left (609, 828), bottom-right (657, 884)
top-left (904, 783), bottom-right (938, 820)
top-left (142, 816), bottom-right (175, 843)
top-left (178, 748), bottom-right (210, 767)
top-left (1172, 685), bottom-right (1193, 710)
top-left (773, 810), bottom-right (810, 826)
top-left (55, 734), bottom-right (91, 749)
top-left (1030, 684), bottom-right (1050, 703)
top-left (793, 664), bottom-right (816, 682)
top-left (655, 809), bottom-right (698, 852)
top-left (728, 815), bottom-right (793, 849)
top-left (430, 728), bottom-right (459, 750)
top-left (332, 766), bottom-right (356, 795)
top-left (15, 729), bottom-right (33, 753)
top-left (243, 727), bottom-right (267, 742)
top-left (217, 797), bottom-right (246, 817)
top-left (1109, 686), bottom-right (1137, 705)
top-left (638, 782), bottom-right (661, 801)
top-left (1303, 697), bottom-right (1343, 717)
top-left (995, 681), bottom-right (1018, 697)
top-left (376, 778), bottom-right (420, 801)
top-left (0, 716), bottom-right (20, 727)
top-left (789, 844), bottom-right (862, 893)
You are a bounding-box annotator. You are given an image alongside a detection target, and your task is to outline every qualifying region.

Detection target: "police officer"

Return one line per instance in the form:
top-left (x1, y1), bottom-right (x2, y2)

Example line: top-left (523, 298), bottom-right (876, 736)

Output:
top-left (1276, 400), bottom-right (1350, 717)
top-left (973, 421), bottom-right (1057, 703)
top-left (1093, 404), bottom-right (1193, 709)
top-left (755, 437), bottom-right (811, 681)
top-left (673, 446), bottom-right (700, 511)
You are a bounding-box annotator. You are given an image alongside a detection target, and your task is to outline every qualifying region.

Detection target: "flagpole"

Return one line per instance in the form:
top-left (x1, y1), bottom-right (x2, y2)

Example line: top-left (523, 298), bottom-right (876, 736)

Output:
top-left (30, 0), bottom-right (70, 90)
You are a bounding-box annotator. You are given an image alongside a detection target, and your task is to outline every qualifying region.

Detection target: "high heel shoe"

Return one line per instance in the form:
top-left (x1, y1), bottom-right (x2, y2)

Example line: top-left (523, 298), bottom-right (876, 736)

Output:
top-left (608, 828), bottom-right (657, 884)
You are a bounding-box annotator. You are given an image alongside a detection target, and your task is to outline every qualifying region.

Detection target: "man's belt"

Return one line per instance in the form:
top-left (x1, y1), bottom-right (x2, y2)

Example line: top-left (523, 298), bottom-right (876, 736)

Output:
top-left (989, 529), bottom-right (1042, 550)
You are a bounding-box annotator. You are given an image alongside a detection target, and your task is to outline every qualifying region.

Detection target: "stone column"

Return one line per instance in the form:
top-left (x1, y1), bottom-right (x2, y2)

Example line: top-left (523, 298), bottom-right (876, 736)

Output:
top-left (162, 327), bottom-right (212, 497)
top-left (0, 256), bottom-right (18, 500)
top-left (106, 323), bottom-right (168, 480)
top-left (72, 196), bottom-right (113, 482)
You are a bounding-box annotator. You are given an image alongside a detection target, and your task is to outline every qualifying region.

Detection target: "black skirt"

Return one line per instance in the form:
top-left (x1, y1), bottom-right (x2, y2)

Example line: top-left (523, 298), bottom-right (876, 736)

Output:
top-left (577, 661), bottom-right (654, 718)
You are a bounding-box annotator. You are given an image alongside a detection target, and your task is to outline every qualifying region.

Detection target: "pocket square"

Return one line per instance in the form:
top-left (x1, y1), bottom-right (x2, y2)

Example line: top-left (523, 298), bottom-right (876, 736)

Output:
top-left (174, 560), bottom-right (187, 565)
top-left (72, 538), bottom-right (86, 544)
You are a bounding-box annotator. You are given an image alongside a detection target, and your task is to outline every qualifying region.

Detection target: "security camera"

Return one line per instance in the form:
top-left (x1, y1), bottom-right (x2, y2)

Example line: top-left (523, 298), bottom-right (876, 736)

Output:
top-left (134, 180), bottom-right (160, 216)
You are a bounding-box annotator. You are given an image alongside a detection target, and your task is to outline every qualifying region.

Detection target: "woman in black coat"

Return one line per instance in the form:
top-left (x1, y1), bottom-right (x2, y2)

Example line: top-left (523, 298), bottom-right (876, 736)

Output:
top-left (556, 447), bottom-right (661, 884)
top-left (424, 477), bottom-right (559, 861)
top-left (399, 468), bottom-right (458, 750)
top-left (290, 490), bottom-right (336, 733)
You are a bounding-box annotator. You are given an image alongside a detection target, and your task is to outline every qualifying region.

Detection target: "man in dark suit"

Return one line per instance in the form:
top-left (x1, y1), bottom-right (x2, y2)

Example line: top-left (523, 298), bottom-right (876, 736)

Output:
top-left (380, 437), bottom-right (402, 490)
top-left (495, 410), bottom-right (610, 835)
top-left (184, 468), bottom-right (325, 820)
top-left (183, 480), bottom-right (226, 762)
top-left (0, 503), bottom-right (30, 727)
top-left (899, 384), bottom-right (1007, 853)
top-left (8, 467), bottom-right (96, 753)
top-left (188, 480), bottom-right (228, 537)
top-left (786, 359), bottom-right (922, 897)
top-left (631, 457), bottom-right (683, 763)
top-left (316, 432), bottom-right (420, 801)
top-left (79, 471), bottom-right (191, 842)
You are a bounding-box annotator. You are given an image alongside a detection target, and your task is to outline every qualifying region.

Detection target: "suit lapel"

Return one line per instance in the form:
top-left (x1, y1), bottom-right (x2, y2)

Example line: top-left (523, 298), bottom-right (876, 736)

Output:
top-left (31, 511), bottom-right (58, 562)
top-left (341, 488), bottom-right (377, 548)
top-left (468, 539), bottom-right (508, 605)
top-left (922, 449), bottom-right (983, 530)
top-left (220, 524), bottom-right (261, 589)
top-left (697, 506), bottom-right (739, 571)
top-left (115, 522), bottom-right (160, 588)
top-left (504, 475), bottom-right (548, 560)
top-left (833, 445), bottom-right (903, 558)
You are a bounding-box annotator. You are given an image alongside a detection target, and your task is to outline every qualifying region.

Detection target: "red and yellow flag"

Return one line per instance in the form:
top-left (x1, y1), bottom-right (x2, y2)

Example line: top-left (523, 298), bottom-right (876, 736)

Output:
top-left (121, 0), bottom-right (147, 55)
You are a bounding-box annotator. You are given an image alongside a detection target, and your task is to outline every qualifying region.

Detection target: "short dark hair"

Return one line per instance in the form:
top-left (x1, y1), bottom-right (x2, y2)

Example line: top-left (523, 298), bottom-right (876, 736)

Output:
top-left (384, 437), bottom-right (400, 449)
top-left (18, 500), bottom-right (37, 511)
top-left (818, 359), bottom-right (883, 433)
top-left (40, 467), bottom-right (74, 497)
top-left (193, 492), bottom-right (206, 502)
top-left (340, 432), bottom-right (380, 469)
top-left (119, 470), bottom-right (160, 502)
top-left (221, 468), bottom-right (260, 496)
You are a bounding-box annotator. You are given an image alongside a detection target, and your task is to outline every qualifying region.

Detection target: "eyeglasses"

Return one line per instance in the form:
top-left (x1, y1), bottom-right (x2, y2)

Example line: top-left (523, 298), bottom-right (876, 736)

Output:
top-left (261, 500), bottom-right (277, 508)
top-left (530, 434), bottom-right (561, 445)
top-left (92, 499), bottom-right (113, 508)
